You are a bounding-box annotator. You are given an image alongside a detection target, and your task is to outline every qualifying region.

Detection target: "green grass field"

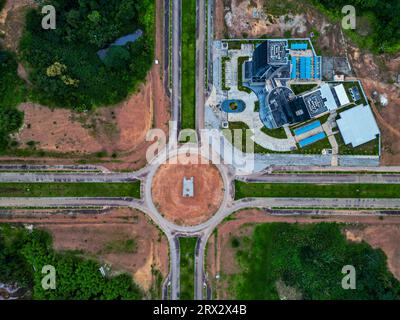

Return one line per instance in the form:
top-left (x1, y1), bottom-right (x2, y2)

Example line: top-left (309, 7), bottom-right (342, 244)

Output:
top-left (0, 181), bottom-right (141, 198)
top-left (235, 181), bottom-right (400, 200)
top-left (229, 223), bottom-right (400, 299)
top-left (260, 126), bottom-right (287, 139)
top-left (181, 0), bottom-right (196, 129)
top-left (179, 237), bottom-right (197, 300)
top-left (336, 133), bottom-right (380, 156)
top-left (290, 83), bottom-right (318, 95)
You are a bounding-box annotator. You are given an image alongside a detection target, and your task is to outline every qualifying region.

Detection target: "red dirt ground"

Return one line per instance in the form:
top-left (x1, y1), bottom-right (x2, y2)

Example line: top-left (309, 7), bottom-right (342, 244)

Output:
top-left (151, 154), bottom-right (225, 226)
top-left (16, 82), bottom-right (153, 155)
top-left (345, 225), bottom-right (400, 281)
top-left (0, 208), bottom-right (169, 293)
top-left (0, 0), bottom-right (36, 51)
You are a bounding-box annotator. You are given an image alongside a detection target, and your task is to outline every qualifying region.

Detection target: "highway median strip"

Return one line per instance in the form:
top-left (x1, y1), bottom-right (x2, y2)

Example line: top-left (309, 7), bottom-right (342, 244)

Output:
top-left (0, 182), bottom-right (141, 198)
top-left (179, 237), bottom-right (197, 300)
top-left (235, 181), bottom-right (400, 200)
top-left (181, 0), bottom-right (197, 129)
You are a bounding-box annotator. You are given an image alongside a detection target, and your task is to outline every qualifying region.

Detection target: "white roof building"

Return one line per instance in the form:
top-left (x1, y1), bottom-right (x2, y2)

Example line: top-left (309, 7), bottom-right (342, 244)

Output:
top-left (336, 105), bottom-right (380, 148)
top-left (183, 177), bottom-right (194, 197)
top-left (320, 83), bottom-right (338, 111)
top-left (334, 84), bottom-right (350, 106)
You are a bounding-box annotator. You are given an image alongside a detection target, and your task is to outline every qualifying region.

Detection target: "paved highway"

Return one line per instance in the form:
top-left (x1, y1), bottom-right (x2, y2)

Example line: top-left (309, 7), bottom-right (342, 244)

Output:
top-left (171, 0), bottom-right (182, 143)
top-left (240, 173), bottom-right (400, 184)
top-left (195, 0), bottom-right (206, 131)
top-left (0, 172), bottom-right (140, 183)
top-left (229, 197), bottom-right (400, 211)
top-left (0, 197), bottom-right (140, 208)
top-left (0, 164), bottom-right (109, 172)
top-left (3, 143), bottom-right (400, 300)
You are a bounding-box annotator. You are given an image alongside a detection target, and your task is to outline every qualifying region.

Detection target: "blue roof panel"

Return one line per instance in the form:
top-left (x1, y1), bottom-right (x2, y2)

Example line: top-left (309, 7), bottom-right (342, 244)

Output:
top-left (299, 132), bottom-right (326, 148)
top-left (291, 43), bottom-right (308, 50)
top-left (294, 120), bottom-right (321, 136)
top-left (291, 57), bottom-right (297, 79)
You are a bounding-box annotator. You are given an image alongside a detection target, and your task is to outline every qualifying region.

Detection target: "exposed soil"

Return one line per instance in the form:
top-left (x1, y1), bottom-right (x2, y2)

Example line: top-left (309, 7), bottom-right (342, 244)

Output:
top-left (207, 209), bottom-right (400, 299)
top-left (151, 154), bottom-right (225, 226)
top-left (0, 0), bottom-right (36, 52)
top-left (346, 41), bottom-right (400, 165)
top-left (215, 0), bottom-right (310, 40)
top-left (16, 81), bottom-right (153, 155)
top-left (358, 79), bottom-right (400, 165)
top-left (0, 0), bottom-right (170, 170)
top-left (17, 103), bottom-right (104, 154)
top-left (345, 225), bottom-right (400, 281)
top-left (0, 208), bottom-right (169, 293)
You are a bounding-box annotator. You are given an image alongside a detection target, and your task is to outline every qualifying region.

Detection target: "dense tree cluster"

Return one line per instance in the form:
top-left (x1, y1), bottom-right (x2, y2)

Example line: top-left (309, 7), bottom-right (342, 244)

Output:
top-left (234, 223), bottom-right (400, 300)
top-left (20, 0), bottom-right (155, 110)
top-left (0, 51), bottom-right (25, 150)
top-left (0, 224), bottom-right (143, 300)
top-left (313, 0), bottom-right (400, 53)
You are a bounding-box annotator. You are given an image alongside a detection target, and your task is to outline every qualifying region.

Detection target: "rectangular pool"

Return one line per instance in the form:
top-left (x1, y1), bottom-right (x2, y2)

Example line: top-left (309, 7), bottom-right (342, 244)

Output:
top-left (294, 121), bottom-right (321, 136)
top-left (299, 132), bottom-right (326, 148)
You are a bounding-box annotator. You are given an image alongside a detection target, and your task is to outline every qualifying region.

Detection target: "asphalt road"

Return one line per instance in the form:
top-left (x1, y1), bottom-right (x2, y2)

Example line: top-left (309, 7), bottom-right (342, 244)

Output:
top-left (2, 145), bottom-right (400, 300)
top-left (0, 197), bottom-right (139, 208)
top-left (240, 173), bottom-right (400, 184)
top-left (195, 0), bottom-right (206, 131)
top-left (0, 172), bottom-right (139, 183)
top-left (171, 0), bottom-right (182, 142)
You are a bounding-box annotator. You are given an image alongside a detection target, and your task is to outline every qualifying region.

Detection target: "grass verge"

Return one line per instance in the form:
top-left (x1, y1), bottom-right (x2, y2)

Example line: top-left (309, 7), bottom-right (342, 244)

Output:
top-left (0, 181), bottom-right (141, 198)
top-left (179, 237), bottom-right (197, 300)
top-left (234, 180), bottom-right (400, 200)
top-left (181, 0), bottom-right (196, 129)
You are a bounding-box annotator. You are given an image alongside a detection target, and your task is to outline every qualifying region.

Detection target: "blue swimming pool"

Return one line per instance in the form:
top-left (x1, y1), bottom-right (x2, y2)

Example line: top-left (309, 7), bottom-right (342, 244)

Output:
top-left (299, 132), bottom-right (326, 148)
top-left (294, 121), bottom-right (321, 136)
top-left (221, 100), bottom-right (245, 113)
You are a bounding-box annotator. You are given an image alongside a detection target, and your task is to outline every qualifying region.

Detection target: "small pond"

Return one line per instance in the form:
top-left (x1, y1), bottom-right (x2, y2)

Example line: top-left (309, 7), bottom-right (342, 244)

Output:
top-left (221, 99), bottom-right (245, 113)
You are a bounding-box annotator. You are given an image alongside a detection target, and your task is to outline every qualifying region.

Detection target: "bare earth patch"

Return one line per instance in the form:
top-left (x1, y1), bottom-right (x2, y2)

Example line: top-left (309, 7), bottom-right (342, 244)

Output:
top-left (345, 225), bottom-right (400, 281)
top-left (17, 103), bottom-right (104, 154)
top-left (151, 154), bottom-right (224, 226)
top-left (0, 0), bottom-right (36, 51)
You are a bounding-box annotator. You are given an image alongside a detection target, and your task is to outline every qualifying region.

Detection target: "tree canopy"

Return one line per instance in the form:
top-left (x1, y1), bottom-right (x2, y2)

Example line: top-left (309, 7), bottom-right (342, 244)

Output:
top-left (0, 224), bottom-right (143, 300)
top-left (20, 0), bottom-right (155, 110)
top-left (312, 0), bottom-right (400, 53)
top-left (0, 51), bottom-right (25, 150)
top-left (233, 223), bottom-right (400, 300)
